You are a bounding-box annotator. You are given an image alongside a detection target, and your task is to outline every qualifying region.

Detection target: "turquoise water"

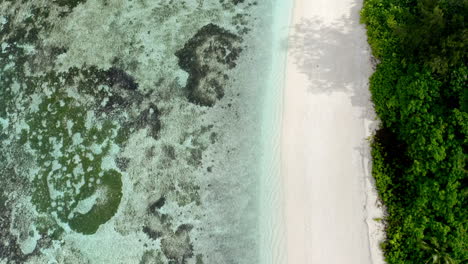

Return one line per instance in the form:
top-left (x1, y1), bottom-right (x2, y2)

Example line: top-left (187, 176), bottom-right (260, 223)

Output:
top-left (258, 0), bottom-right (293, 263)
top-left (0, 0), bottom-right (292, 263)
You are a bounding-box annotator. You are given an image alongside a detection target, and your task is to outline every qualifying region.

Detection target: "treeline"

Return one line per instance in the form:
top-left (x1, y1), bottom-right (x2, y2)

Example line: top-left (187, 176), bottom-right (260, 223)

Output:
top-left (361, 0), bottom-right (467, 263)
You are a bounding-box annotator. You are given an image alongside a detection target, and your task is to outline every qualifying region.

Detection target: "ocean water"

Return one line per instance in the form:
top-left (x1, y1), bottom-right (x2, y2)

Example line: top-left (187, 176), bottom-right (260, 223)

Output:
top-left (0, 0), bottom-right (292, 263)
top-left (258, 0), bottom-right (293, 263)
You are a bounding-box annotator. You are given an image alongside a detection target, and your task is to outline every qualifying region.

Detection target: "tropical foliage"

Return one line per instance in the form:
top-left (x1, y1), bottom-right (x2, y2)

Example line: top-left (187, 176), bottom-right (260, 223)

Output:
top-left (361, 0), bottom-right (467, 263)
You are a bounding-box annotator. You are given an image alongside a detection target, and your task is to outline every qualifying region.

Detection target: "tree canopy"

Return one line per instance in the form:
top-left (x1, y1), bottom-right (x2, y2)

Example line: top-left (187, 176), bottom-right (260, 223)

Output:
top-left (361, 0), bottom-right (467, 263)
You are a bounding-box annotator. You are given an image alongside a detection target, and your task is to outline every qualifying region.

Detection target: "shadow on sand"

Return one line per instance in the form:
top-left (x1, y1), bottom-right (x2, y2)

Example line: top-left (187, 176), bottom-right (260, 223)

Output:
top-left (288, 1), bottom-right (383, 221)
top-left (288, 1), bottom-right (376, 115)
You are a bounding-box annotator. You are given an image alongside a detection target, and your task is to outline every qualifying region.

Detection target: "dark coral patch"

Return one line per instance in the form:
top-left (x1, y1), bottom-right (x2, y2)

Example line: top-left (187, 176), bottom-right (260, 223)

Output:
top-left (104, 67), bottom-right (139, 91)
top-left (142, 226), bottom-right (163, 240)
top-left (66, 66), bottom-right (162, 142)
top-left (54, 0), bottom-right (87, 9)
top-left (132, 103), bottom-right (161, 139)
top-left (176, 24), bottom-right (242, 106)
top-left (0, 200), bottom-right (30, 263)
top-left (219, 0), bottom-right (246, 6)
top-left (161, 224), bottom-right (194, 263)
top-left (149, 197), bottom-right (166, 213)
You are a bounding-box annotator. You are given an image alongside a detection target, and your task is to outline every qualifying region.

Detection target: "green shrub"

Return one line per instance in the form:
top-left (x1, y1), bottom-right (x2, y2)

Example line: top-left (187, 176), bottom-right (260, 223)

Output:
top-left (361, 0), bottom-right (467, 263)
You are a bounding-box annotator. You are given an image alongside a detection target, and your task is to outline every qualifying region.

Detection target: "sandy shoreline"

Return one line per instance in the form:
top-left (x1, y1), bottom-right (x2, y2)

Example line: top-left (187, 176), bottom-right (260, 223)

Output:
top-left (281, 0), bottom-right (386, 263)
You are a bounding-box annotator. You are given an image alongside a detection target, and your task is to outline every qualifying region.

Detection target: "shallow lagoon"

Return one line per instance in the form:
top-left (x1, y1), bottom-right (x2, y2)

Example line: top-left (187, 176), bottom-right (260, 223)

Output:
top-left (0, 0), bottom-right (288, 263)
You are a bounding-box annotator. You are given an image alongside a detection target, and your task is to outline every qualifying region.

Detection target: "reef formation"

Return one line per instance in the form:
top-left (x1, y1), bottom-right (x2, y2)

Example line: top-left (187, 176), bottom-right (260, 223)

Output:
top-left (0, 0), bottom-right (261, 263)
top-left (176, 24), bottom-right (243, 107)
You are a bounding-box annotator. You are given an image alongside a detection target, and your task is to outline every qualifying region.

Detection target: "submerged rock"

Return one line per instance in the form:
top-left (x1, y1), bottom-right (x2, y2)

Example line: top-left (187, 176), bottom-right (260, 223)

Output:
top-left (176, 24), bottom-right (243, 106)
top-left (132, 103), bottom-right (161, 139)
top-left (104, 67), bottom-right (139, 91)
top-left (161, 224), bottom-right (194, 263)
top-left (149, 197), bottom-right (166, 213)
top-left (0, 203), bottom-right (30, 263)
top-left (142, 226), bottom-right (163, 240)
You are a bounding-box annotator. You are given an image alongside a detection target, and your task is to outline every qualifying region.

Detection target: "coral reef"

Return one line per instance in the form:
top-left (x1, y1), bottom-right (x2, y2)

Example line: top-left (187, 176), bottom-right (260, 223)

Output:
top-left (176, 24), bottom-right (243, 106)
top-left (0, 0), bottom-right (260, 262)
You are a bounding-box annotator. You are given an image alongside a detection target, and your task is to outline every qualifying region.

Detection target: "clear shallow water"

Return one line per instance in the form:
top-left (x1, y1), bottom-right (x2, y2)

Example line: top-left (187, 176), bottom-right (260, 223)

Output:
top-left (0, 0), bottom-right (291, 263)
top-left (258, 0), bottom-right (293, 263)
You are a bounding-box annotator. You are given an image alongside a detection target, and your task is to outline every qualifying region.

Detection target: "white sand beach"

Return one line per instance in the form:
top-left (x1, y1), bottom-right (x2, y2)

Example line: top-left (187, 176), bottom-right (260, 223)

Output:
top-left (281, 0), bottom-right (386, 263)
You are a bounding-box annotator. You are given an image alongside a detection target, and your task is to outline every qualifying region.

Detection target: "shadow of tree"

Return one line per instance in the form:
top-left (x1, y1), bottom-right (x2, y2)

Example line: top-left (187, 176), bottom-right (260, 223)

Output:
top-left (288, 1), bottom-right (375, 114)
top-left (288, 1), bottom-right (380, 191)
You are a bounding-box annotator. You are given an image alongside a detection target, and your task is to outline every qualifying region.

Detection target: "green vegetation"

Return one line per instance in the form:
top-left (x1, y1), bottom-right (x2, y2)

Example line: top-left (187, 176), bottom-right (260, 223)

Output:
top-left (25, 85), bottom-right (123, 235)
top-left (1, 12), bottom-right (124, 234)
top-left (361, 0), bottom-right (467, 263)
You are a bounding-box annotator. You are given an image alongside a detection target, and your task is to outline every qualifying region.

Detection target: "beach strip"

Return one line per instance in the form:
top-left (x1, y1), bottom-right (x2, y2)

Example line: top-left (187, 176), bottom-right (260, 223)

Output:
top-left (281, 0), bottom-right (386, 263)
